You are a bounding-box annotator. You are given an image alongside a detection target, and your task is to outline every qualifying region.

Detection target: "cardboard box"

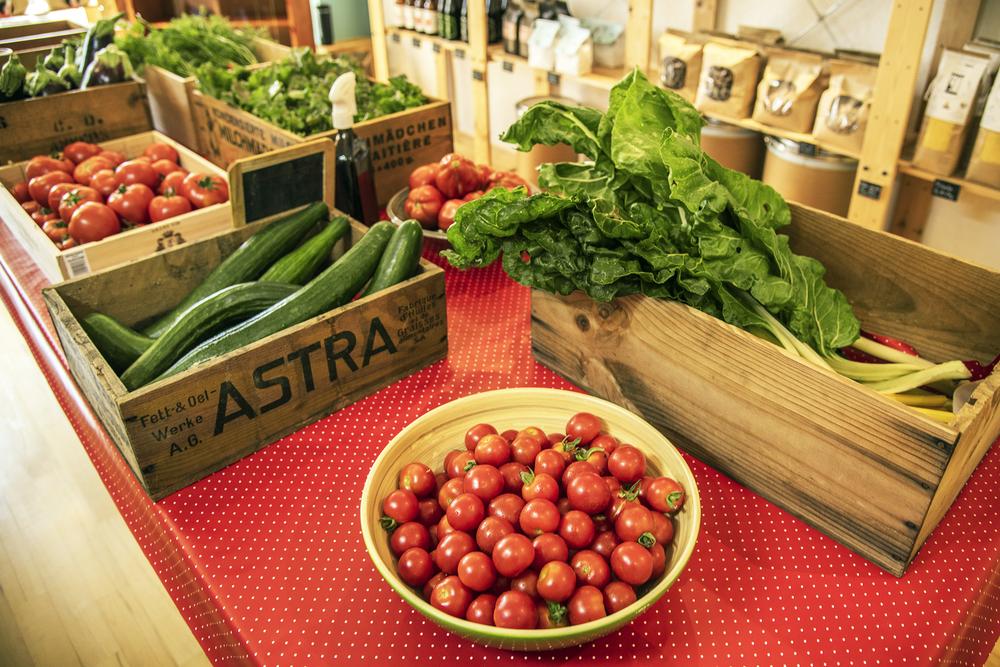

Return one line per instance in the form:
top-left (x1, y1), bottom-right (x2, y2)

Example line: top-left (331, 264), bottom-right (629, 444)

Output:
top-left (530, 202), bottom-right (1000, 577)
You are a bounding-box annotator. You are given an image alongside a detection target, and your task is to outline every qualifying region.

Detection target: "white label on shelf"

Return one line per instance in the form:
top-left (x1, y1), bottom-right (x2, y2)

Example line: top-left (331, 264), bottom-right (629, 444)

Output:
top-left (63, 249), bottom-right (91, 278)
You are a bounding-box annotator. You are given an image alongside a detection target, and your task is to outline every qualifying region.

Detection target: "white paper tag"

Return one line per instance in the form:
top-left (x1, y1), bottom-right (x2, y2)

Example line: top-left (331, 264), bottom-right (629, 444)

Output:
top-left (62, 248), bottom-right (91, 278)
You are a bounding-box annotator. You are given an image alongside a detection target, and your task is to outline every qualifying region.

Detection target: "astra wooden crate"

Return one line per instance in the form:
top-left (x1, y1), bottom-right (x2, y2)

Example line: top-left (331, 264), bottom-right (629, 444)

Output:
top-left (0, 130), bottom-right (232, 282)
top-left (190, 87), bottom-right (453, 206)
top-left (530, 202), bottom-right (1000, 577)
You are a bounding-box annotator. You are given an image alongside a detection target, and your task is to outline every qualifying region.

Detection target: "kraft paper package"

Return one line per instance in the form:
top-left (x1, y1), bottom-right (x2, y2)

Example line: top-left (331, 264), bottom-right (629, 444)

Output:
top-left (967, 74), bottom-right (1000, 187)
top-left (912, 49), bottom-right (989, 176)
top-left (812, 59), bottom-right (878, 155)
top-left (658, 30), bottom-right (703, 102)
top-left (751, 49), bottom-right (826, 133)
top-left (695, 41), bottom-right (762, 119)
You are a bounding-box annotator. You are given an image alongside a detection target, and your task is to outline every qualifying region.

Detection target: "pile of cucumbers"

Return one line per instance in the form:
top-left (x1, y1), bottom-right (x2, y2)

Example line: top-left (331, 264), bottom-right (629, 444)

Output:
top-left (81, 202), bottom-right (424, 391)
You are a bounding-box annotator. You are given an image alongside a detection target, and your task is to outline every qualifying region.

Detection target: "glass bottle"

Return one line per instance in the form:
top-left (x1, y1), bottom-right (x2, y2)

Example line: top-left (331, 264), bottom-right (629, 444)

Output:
top-left (459, 0), bottom-right (468, 42)
top-left (503, 2), bottom-right (523, 55)
top-left (424, 0), bottom-right (439, 36)
top-left (403, 0), bottom-right (416, 31)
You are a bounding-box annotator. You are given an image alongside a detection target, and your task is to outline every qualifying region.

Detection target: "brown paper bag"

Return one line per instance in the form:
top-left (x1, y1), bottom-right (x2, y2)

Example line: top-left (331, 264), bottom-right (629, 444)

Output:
top-left (695, 41), bottom-right (762, 119)
top-left (812, 59), bottom-right (877, 155)
top-left (912, 49), bottom-right (989, 176)
top-left (658, 31), bottom-right (703, 102)
top-left (752, 49), bottom-right (826, 133)
top-left (966, 74), bottom-right (1000, 187)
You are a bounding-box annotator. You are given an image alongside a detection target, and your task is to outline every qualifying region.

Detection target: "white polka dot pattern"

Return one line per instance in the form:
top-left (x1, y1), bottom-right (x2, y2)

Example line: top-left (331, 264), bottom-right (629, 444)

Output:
top-left (1, 227), bottom-right (998, 666)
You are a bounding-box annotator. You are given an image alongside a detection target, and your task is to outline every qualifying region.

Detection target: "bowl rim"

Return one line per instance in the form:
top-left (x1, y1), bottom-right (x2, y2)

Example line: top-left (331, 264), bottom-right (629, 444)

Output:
top-left (359, 387), bottom-right (702, 642)
top-left (387, 187), bottom-right (450, 241)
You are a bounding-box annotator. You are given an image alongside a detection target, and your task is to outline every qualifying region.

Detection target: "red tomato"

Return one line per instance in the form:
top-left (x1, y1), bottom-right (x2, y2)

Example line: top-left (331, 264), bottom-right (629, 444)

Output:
top-left (9, 181), bottom-right (31, 203)
top-left (610, 494), bottom-right (642, 522)
top-left (21, 200), bottom-right (40, 216)
top-left (603, 475), bottom-right (622, 498)
top-left (437, 198), bottom-right (463, 231)
top-left (492, 533), bottom-right (533, 578)
top-left (475, 516), bottom-right (514, 555)
top-left (648, 542), bottom-right (667, 579)
top-left (488, 170), bottom-right (531, 192)
top-left (46, 182), bottom-right (77, 212)
top-left (382, 489), bottom-right (419, 524)
top-left (474, 434), bottom-right (510, 467)
top-left (532, 533), bottom-right (569, 569)
top-left (57, 187), bottom-right (101, 223)
top-left (591, 433), bottom-right (619, 456)
top-left (561, 460), bottom-right (598, 488)
top-left (59, 237), bottom-right (78, 250)
top-left (436, 515), bottom-right (457, 540)
top-left (457, 551), bottom-right (497, 592)
top-left (570, 550), bottom-right (610, 588)
top-left (559, 510), bottom-right (596, 550)
top-left (390, 521), bottom-right (431, 556)
top-left (132, 155), bottom-right (153, 164)
top-left (603, 581), bottom-right (637, 614)
top-left (150, 158), bottom-right (182, 182)
top-left (649, 511), bottom-right (674, 546)
top-left (608, 445), bottom-right (646, 484)
top-left (418, 497), bottom-right (443, 527)
top-left (615, 505), bottom-right (654, 544)
top-left (520, 471), bottom-right (559, 503)
top-left (28, 171), bottom-right (73, 205)
top-left (518, 427), bottom-right (547, 445)
top-left (404, 184), bottom-right (445, 228)
top-left (463, 465), bottom-right (504, 502)
top-left (97, 150), bottom-right (127, 167)
top-left (422, 571), bottom-right (446, 600)
top-left (32, 206), bottom-right (59, 228)
top-left (500, 429), bottom-right (518, 443)
top-left (437, 477), bottom-right (466, 511)
top-left (462, 190), bottom-right (483, 202)
top-left (576, 447), bottom-right (608, 475)
top-left (493, 590), bottom-right (536, 629)
top-left (409, 162), bottom-right (440, 190)
top-left (551, 438), bottom-right (578, 463)
top-left (511, 436), bottom-right (542, 466)
top-left (115, 160), bottom-right (160, 190)
top-left (430, 575), bottom-right (472, 618)
top-left (25, 156), bottom-right (73, 181)
top-left (62, 141), bottom-right (102, 165)
top-left (68, 203), bottom-right (120, 244)
top-left (645, 476), bottom-right (686, 513)
top-left (434, 531), bottom-right (476, 574)
top-left (591, 529), bottom-right (620, 560)
top-left (566, 472), bottom-right (611, 514)
top-left (511, 570), bottom-right (538, 598)
top-left (537, 561), bottom-right (576, 603)
top-left (442, 450), bottom-right (464, 475)
top-left (109, 183), bottom-right (156, 226)
top-left (73, 156), bottom-right (114, 186)
top-left (610, 542), bottom-right (653, 586)
top-left (88, 169), bottom-right (118, 199)
top-left (144, 142), bottom-right (180, 163)
top-left (498, 462), bottom-right (528, 494)
top-left (568, 585), bottom-right (606, 625)
top-left (446, 450), bottom-right (476, 479)
top-left (41, 218), bottom-right (69, 243)
top-left (158, 169), bottom-right (189, 195)
top-left (435, 155), bottom-right (480, 199)
top-left (534, 449), bottom-right (566, 480)
top-left (464, 423), bottom-right (498, 451)
top-left (398, 462), bottom-right (436, 498)
top-left (465, 593), bottom-right (497, 625)
top-left (566, 412), bottom-right (602, 445)
top-left (446, 493), bottom-right (485, 532)
top-left (148, 191), bottom-right (193, 224)
top-left (519, 499), bottom-right (560, 536)
top-left (475, 163), bottom-right (492, 189)
top-left (537, 600), bottom-right (569, 628)
top-left (487, 493), bottom-right (524, 525)
top-left (397, 547), bottom-right (436, 587)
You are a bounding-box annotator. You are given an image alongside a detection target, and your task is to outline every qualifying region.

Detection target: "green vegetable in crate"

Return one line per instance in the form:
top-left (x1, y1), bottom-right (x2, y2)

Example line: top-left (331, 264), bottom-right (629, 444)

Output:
top-left (259, 215), bottom-right (350, 285)
top-left (141, 201), bottom-right (329, 338)
top-left (360, 220), bottom-right (424, 297)
top-left (0, 53), bottom-right (27, 101)
top-left (58, 43), bottom-right (83, 88)
top-left (77, 12), bottom-right (124, 75)
top-left (81, 46), bottom-right (135, 89)
top-left (121, 282), bottom-right (300, 390)
top-left (158, 221), bottom-right (396, 380)
top-left (42, 49), bottom-right (65, 72)
top-left (81, 312), bottom-right (153, 373)
top-left (25, 64), bottom-right (71, 97)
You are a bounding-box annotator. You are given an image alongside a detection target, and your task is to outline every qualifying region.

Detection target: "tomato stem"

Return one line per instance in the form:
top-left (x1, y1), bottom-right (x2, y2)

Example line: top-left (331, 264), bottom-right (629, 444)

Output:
top-left (638, 531), bottom-right (656, 548)
top-left (379, 516), bottom-right (398, 532)
top-left (462, 459), bottom-right (477, 473)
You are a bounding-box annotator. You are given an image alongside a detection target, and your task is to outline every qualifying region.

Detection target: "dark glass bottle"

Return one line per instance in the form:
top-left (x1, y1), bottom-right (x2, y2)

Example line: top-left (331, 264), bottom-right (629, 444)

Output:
top-left (459, 0), bottom-right (468, 42)
top-left (503, 2), bottom-right (523, 55)
top-left (335, 128), bottom-right (379, 225)
top-left (487, 0), bottom-right (505, 44)
top-left (439, 0), bottom-right (460, 40)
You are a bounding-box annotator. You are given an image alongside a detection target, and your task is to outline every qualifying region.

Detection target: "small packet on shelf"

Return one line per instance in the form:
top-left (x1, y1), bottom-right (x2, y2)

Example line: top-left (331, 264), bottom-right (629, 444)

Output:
top-left (812, 58), bottom-right (878, 155)
top-left (966, 74), bottom-right (1000, 187)
top-left (751, 49), bottom-right (826, 133)
top-left (695, 41), bottom-right (762, 119)
top-left (658, 30), bottom-right (703, 102)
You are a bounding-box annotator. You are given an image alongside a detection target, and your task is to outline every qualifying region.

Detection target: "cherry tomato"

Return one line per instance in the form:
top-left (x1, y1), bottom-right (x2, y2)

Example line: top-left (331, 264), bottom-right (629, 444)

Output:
top-left (645, 477), bottom-right (686, 513)
top-left (610, 493), bottom-right (642, 522)
top-left (568, 585), bottom-right (606, 625)
top-left (418, 497), bottom-right (443, 526)
top-left (556, 497), bottom-right (572, 515)
top-left (566, 412), bottom-right (602, 445)
top-left (42, 218), bottom-right (69, 243)
top-left (25, 156), bottom-right (72, 181)
top-left (57, 186), bottom-right (101, 223)
top-left (518, 427), bottom-right (548, 446)
top-left (436, 515), bottom-right (458, 540)
top-left (63, 141), bottom-right (102, 165)
top-left (571, 550), bottom-right (610, 588)
top-left (510, 436), bottom-right (542, 466)
top-left (149, 158), bottom-right (182, 183)
top-left (566, 472), bottom-right (612, 514)
top-left (610, 542), bottom-right (653, 586)
top-left (457, 551), bottom-right (497, 592)
top-left (430, 575), bottom-right (473, 618)
top-left (144, 142), bottom-right (180, 163)
top-left (591, 433), bottom-right (619, 456)
top-left (446, 493), bottom-right (485, 532)
top-left (390, 521), bottom-right (432, 556)
top-left (397, 547), bottom-right (436, 587)
top-left (537, 561), bottom-right (576, 603)
top-left (488, 493), bottom-right (524, 525)
top-left (559, 510), bottom-right (596, 550)
top-left (88, 169), bottom-right (118, 199)
top-left (498, 462), bottom-right (528, 493)
top-left (520, 471), bottom-right (559, 503)
top-left (465, 593), bottom-right (497, 625)
top-left (9, 182), bottom-right (30, 203)
top-left (648, 542), bottom-right (667, 579)
top-left (21, 199), bottom-right (40, 216)
top-left (434, 531), bottom-right (476, 574)
top-left (97, 150), bottom-right (127, 167)
top-left (422, 571), bottom-right (446, 600)
top-left (475, 516), bottom-right (513, 554)
top-left (437, 476), bottom-right (466, 510)
top-left (511, 570), bottom-right (538, 598)
top-left (158, 169), bottom-right (188, 195)
top-left (446, 450), bottom-right (476, 479)
top-left (409, 162), bottom-right (440, 190)
top-left (398, 462), bottom-right (435, 498)
top-left (464, 422), bottom-right (497, 451)
top-left (615, 505), bottom-right (654, 544)
top-left (28, 171), bottom-right (73, 205)
top-left (33, 207), bottom-right (59, 228)
top-left (550, 439), bottom-right (578, 463)
top-left (493, 590), bottom-right (536, 629)
top-left (181, 172), bottom-right (229, 208)
top-left (68, 202), bottom-right (120, 244)
top-left (575, 447), bottom-right (608, 475)
top-left (500, 429), bottom-right (518, 443)
top-left (537, 600), bottom-right (569, 628)
top-left (114, 160), bottom-right (159, 190)
top-left (547, 432), bottom-right (566, 446)
top-left (519, 499), bottom-right (560, 536)
top-left (58, 237), bottom-right (78, 250)
top-left (492, 533), bottom-right (533, 578)
top-left (443, 450), bottom-right (463, 473)
top-left (562, 460), bottom-right (598, 488)
top-left (608, 445), bottom-right (646, 484)
top-left (463, 464), bottom-right (504, 502)
top-left (383, 489), bottom-right (419, 524)
top-left (533, 449), bottom-right (565, 480)
top-left (602, 581), bottom-right (637, 614)
top-left (474, 433), bottom-right (510, 466)
top-left (46, 182), bottom-right (77, 212)
top-left (591, 530), bottom-right (620, 560)
top-left (73, 156), bottom-right (114, 186)
top-left (603, 475), bottom-right (622, 498)
top-left (532, 533), bottom-right (569, 569)
top-left (650, 512), bottom-right (674, 546)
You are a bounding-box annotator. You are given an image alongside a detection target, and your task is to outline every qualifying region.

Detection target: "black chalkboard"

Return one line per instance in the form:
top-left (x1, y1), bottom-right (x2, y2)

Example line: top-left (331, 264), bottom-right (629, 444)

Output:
top-left (857, 180), bottom-right (883, 200)
top-left (931, 179), bottom-right (961, 201)
top-left (241, 152), bottom-right (326, 223)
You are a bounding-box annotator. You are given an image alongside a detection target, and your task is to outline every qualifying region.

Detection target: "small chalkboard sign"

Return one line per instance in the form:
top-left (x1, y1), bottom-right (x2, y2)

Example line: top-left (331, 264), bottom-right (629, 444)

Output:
top-left (472, 69), bottom-right (484, 81)
top-left (858, 180), bottom-right (882, 200)
top-left (227, 139), bottom-right (336, 228)
top-left (502, 60), bottom-right (514, 72)
top-left (547, 72), bottom-right (561, 86)
top-left (433, 42), bottom-right (442, 53)
top-left (931, 179), bottom-right (961, 201)
top-left (455, 48), bottom-right (466, 59)
top-left (798, 143), bottom-right (818, 157)
top-left (392, 33), bottom-right (401, 44)
top-left (412, 37), bottom-right (421, 48)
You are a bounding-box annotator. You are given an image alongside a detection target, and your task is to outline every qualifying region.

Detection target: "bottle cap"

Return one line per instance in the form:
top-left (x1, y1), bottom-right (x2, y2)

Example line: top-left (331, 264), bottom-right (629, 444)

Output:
top-left (329, 72), bottom-right (358, 130)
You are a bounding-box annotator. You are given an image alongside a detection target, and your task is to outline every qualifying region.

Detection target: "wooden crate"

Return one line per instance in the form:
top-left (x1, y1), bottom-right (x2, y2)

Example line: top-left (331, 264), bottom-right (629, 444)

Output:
top-left (0, 131), bottom-right (232, 282)
top-left (141, 37), bottom-right (292, 153)
top-left (0, 82), bottom-right (152, 164)
top-left (0, 19), bottom-right (85, 50)
top-left (530, 203), bottom-right (1000, 577)
top-left (42, 219), bottom-right (448, 500)
top-left (191, 89), bottom-right (453, 206)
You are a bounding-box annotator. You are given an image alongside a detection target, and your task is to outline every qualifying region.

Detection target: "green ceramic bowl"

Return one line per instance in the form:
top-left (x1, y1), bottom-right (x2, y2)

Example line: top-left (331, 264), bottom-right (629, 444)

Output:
top-left (360, 387), bottom-right (701, 651)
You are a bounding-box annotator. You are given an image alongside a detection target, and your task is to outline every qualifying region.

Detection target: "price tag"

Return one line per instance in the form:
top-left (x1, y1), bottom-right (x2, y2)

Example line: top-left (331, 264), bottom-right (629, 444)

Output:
top-left (62, 248), bottom-right (91, 278)
top-left (391, 33), bottom-right (401, 44)
top-left (857, 180), bottom-right (882, 200)
top-left (472, 70), bottom-right (484, 81)
top-left (502, 61), bottom-right (514, 72)
top-left (798, 143), bottom-right (818, 157)
top-left (432, 42), bottom-right (442, 53)
top-left (455, 48), bottom-right (466, 59)
top-left (547, 72), bottom-right (561, 86)
top-left (412, 37), bottom-right (422, 48)
top-left (931, 179), bottom-right (961, 201)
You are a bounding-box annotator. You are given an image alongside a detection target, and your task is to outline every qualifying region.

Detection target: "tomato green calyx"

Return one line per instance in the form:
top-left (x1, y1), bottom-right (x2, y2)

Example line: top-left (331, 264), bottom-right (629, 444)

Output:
top-left (379, 516), bottom-right (398, 532)
top-left (519, 470), bottom-right (535, 485)
top-left (638, 531), bottom-right (656, 548)
top-left (198, 176), bottom-right (218, 190)
top-left (619, 481), bottom-right (641, 501)
top-left (667, 491), bottom-right (683, 510)
top-left (574, 446), bottom-right (605, 462)
top-left (561, 436), bottom-right (582, 450)
top-left (546, 601), bottom-right (568, 624)
top-left (40, 206), bottom-right (53, 215)
top-left (116, 184), bottom-right (127, 194)
top-left (463, 459), bottom-right (477, 472)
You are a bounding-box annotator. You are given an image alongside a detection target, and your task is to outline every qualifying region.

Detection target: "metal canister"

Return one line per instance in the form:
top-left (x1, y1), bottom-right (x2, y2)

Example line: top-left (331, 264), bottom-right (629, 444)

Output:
top-left (761, 136), bottom-right (857, 217)
top-left (700, 118), bottom-right (764, 178)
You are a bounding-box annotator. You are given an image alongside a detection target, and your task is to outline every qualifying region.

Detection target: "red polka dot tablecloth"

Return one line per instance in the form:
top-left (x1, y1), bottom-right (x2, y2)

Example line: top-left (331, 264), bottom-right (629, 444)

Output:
top-left (1, 224), bottom-right (998, 667)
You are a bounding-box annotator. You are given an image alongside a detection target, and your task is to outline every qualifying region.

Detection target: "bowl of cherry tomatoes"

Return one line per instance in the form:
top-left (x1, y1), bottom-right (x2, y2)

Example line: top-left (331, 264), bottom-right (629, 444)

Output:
top-left (360, 388), bottom-right (700, 651)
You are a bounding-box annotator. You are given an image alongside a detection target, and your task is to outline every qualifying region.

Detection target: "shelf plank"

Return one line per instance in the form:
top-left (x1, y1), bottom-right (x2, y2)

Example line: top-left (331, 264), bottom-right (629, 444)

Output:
top-left (897, 161), bottom-right (1000, 203)
top-left (703, 112), bottom-right (862, 160)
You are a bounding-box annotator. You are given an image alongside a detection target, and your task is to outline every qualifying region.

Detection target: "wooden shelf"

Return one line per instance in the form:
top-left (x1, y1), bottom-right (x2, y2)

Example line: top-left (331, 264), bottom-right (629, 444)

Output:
top-left (386, 26), bottom-right (466, 54)
top-left (487, 46), bottom-right (625, 90)
top-left (702, 112), bottom-right (862, 160)
top-left (898, 161), bottom-right (1000, 203)
top-left (149, 18), bottom-right (290, 29)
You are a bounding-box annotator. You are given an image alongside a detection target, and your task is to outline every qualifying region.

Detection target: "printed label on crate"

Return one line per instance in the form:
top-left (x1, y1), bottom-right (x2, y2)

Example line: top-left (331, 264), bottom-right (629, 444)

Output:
top-left (356, 111), bottom-right (451, 179)
top-left (62, 248), bottom-right (91, 278)
top-left (201, 102), bottom-right (296, 165)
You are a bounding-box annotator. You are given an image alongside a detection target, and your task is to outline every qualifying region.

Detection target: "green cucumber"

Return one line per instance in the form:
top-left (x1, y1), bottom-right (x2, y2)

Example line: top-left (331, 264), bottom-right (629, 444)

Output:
top-left (121, 282), bottom-right (299, 390)
top-left (360, 219), bottom-right (423, 297)
top-left (80, 312), bottom-right (153, 374)
top-left (157, 221), bottom-right (396, 381)
top-left (141, 201), bottom-right (328, 339)
top-left (259, 216), bottom-right (350, 285)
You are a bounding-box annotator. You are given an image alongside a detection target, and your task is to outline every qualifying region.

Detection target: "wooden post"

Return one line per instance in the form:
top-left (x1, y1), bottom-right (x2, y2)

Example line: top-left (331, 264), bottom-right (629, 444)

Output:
top-left (624, 0), bottom-right (653, 70)
top-left (692, 0), bottom-right (718, 32)
top-left (468, 0), bottom-right (492, 164)
top-left (286, 0), bottom-right (315, 48)
top-left (368, 0), bottom-right (391, 82)
top-left (887, 174), bottom-right (934, 241)
top-left (434, 44), bottom-right (452, 100)
top-left (847, 1), bottom-right (933, 229)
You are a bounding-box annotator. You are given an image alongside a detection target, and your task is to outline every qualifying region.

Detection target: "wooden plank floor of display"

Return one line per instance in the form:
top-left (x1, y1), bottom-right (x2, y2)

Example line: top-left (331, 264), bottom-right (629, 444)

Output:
top-left (0, 217), bottom-right (999, 665)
